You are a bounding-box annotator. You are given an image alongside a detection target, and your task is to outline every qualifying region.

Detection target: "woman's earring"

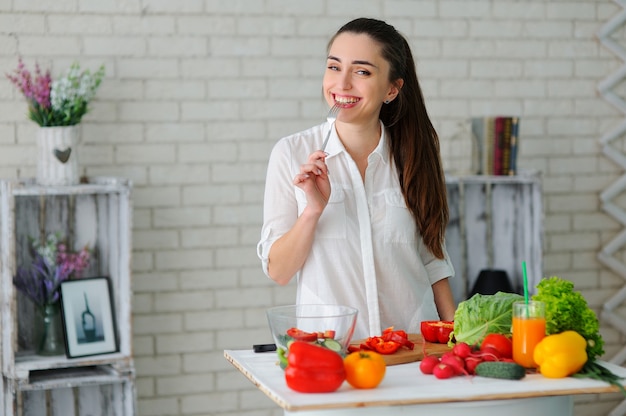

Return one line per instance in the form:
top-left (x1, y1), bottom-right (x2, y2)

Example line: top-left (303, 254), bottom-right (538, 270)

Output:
top-left (384, 100), bottom-right (391, 104)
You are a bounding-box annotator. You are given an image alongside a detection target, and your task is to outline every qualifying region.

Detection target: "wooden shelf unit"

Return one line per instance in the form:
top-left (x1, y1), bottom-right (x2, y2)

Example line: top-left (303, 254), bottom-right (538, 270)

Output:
top-left (0, 177), bottom-right (136, 416)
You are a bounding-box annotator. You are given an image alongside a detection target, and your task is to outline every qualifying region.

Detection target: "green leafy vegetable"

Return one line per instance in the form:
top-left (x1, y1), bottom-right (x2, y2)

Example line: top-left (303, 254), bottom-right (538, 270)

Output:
top-left (452, 292), bottom-right (524, 346)
top-left (532, 276), bottom-right (604, 361)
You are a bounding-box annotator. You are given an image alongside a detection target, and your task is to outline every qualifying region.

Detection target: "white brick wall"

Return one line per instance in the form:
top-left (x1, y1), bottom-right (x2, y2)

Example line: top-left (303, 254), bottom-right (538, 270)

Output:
top-left (1, 1), bottom-right (624, 415)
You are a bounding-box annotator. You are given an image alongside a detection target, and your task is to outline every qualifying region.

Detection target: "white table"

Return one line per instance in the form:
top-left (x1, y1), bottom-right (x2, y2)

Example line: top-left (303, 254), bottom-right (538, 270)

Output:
top-left (224, 349), bottom-right (626, 416)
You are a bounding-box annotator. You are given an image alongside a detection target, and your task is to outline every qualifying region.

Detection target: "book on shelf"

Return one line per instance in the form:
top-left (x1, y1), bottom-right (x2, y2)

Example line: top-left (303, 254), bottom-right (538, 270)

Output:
top-left (471, 116), bottom-right (520, 176)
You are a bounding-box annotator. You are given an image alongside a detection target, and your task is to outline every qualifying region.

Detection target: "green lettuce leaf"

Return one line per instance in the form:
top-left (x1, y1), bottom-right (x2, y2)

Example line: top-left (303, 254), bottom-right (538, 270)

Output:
top-left (452, 292), bottom-right (524, 346)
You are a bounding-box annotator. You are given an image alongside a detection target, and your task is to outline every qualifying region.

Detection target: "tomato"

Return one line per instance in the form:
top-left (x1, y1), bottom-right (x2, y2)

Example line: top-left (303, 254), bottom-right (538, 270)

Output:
top-left (286, 327), bottom-right (318, 342)
top-left (344, 351), bottom-right (386, 389)
top-left (480, 333), bottom-right (513, 359)
top-left (420, 321), bottom-right (454, 344)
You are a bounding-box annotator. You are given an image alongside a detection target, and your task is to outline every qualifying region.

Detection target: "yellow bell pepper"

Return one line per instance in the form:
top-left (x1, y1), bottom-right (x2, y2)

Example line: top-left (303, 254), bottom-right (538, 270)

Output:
top-left (533, 330), bottom-right (588, 378)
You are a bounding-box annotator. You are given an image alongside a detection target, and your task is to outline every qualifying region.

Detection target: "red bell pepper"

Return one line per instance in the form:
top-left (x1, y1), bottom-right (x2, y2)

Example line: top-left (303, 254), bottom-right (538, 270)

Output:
top-left (284, 341), bottom-right (346, 393)
top-left (420, 320), bottom-right (454, 344)
top-left (355, 327), bottom-right (415, 355)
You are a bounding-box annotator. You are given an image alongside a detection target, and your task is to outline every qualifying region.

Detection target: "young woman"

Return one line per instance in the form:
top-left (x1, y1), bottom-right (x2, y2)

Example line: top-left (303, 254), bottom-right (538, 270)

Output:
top-left (257, 18), bottom-right (455, 340)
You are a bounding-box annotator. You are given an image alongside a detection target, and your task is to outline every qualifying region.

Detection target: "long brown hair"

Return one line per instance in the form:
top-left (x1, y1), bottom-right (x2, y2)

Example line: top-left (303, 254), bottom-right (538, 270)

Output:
top-left (329, 18), bottom-right (449, 259)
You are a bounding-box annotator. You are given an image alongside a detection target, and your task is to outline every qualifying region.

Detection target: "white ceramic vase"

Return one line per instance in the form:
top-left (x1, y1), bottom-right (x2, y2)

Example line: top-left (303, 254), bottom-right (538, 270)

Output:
top-left (36, 125), bottom-right (80, 186)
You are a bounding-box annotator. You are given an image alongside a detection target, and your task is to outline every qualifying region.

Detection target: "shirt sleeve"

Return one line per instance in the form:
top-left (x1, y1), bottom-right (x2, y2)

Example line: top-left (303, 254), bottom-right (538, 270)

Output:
top-left (419, 239), bottom-right (456, 285)
top-left (257, 138), bottom-right (299, 277)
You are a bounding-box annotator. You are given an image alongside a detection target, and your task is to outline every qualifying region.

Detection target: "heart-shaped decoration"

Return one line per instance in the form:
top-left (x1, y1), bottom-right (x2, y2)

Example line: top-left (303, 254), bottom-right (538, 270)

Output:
top-left (54, 147), bottom-right (72, 163)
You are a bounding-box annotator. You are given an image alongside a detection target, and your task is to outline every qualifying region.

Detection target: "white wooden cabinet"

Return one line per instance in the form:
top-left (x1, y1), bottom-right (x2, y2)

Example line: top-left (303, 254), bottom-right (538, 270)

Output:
top-left (0, 177), bottom-right (136, 416)
top-left (445, 171), bottom-right (543, 303)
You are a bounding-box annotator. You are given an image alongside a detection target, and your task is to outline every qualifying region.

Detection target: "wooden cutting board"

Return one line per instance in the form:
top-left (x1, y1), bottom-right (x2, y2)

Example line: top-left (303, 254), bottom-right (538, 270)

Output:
top-left (350, 333), bottom-right (451, 366)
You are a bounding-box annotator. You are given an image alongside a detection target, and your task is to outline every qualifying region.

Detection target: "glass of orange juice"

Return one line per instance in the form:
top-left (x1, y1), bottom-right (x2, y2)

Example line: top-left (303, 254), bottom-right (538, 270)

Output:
top-left (512, 301), bottom-right (546, 368)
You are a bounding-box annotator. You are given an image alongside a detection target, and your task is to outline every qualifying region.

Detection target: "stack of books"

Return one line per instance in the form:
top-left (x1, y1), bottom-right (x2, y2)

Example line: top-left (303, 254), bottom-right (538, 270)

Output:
top-left (471, 116), bottom-right (520, 176)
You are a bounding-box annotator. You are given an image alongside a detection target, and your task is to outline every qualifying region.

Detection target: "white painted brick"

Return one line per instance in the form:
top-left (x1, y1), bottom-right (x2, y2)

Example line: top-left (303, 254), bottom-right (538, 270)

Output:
top-left (132, 186), bottom-right (181, 208)
top-left (48, 15), bottom-right (112, 34)
top-left (133, 335), bottom-right (155, 356)
top-left (135, 397), bottom-right (179, 416)
top-left (133, 272), bottom-right (178, 293)
top-left (133, 230), bottom-right (179, 250)
top-left (146, 123), bottom-right (204, 143)
top-left (549, 232), bottom-right (599, 251)
top-left (524, 61), bottom-right (573, 78)
top-left (153, 207), bottom-right (211, 227)
top-left (469, 21), bottom-right (523, 38)
top-left (239, 389), bottom-right (277, 410)
top-left (385, 1), bottom-right (437, 18)
top-left (141, 0), bottom-right (203, 14)
top-left (182, 351), bottom-right (232, 373)
top-left (149, 165), bottom-right (209, 184)
top-left (205, 0), bottom-right (265, 14)
top-left (147, 37), bottom-right (207, 57)
top-left (14, 0), bottom-right (75, 12)
top-left (206, 121), bottom-right (267, 140)
top-left (0, 124), bottom-right (15, 144)
top-left (214, 288), bottom-right (272, 309)
top-left (215, 247), bottom-right (260, 268)
top-left (181, 58), bottom-right (241, 79)
top-left (492, 2), bottom-right (546, 19)
top-left (182, 185), bottom-right (241, 205)
top-left (547, 194), bottom-right (598, 213)
top-left (213, 205), bottom-right (261, 226)
top-left (181, 101), bottom-right (239, 121)
top-left (118, 102), bottom-right (179, 122)
top-left (145, 81), bottom-right (206, 100)
top-left (0, 14), bottom-right (45, 33)
top-left (112, 16), bottom-right (176, 35)
top-left (155, 249), bottom-right (214, 270)
top-left (237, 16), bottom-right (296, 36)
top-left (131, 250), bottom-right (154, 272)
top-left (180, 227), bottom-right (238, 248)
top-left (209, 79), bottom-right (267, 99)
top-left (178, 16), bottom-right (236, 35)
top-left (118, 58), bottom-right (179, 78)
top-left (212, 162), bottom-right (267, 184)
top-left (130, 293), bottom-right (153, 314)
top-left (495, 80), bottom-right (545, 98)
top-left (548, 39), bottom-right (599, 59)
top-left (178, 269), bottom-right (238, 291)
top-left (79, 0), bottom-right (141, 13)
top-left (325, 0), bottom-right (382, 17)
top-left (133, 314), bottom-right (183, 336)
top-left (116, 144), bottom-right (177, 164)
top-left (82, 123), bottom-right (143, 144)
top-left (134, 376), bottom-right (155, 397)
top-left (156, 374), bottom-right (215, 396)
top-left (83, 36), bottom-right (146, 56)
top-left (185, 309), bottom-right (243, 331)
top-left (547, 2), bottom-right (595, 20)
top-left (180, 391), bottom-right (238, 414)
top-left (156, 332), bottom-right (213, 354)
top-left (210, 37), bottom-right (270, 57)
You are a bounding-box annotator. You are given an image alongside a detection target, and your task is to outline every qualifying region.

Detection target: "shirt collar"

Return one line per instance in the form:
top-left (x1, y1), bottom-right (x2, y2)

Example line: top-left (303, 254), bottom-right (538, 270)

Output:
top-left (325, 120), bottom-right (390, 163)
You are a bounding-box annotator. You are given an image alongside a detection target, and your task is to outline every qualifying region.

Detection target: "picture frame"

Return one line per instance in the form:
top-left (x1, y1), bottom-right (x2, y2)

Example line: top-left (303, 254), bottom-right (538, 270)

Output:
top-left (60, 276), bottom-right (118, 358)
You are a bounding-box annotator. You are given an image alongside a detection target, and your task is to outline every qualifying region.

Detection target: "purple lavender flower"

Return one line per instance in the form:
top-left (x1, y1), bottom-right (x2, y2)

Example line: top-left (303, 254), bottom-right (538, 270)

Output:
top-left (13, 233), bottom-right (91, 307)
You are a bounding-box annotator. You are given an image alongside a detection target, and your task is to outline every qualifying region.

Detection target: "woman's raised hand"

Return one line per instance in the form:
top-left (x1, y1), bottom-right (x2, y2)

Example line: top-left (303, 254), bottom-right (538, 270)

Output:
top-left (293, 150), bottom-right (331, 215)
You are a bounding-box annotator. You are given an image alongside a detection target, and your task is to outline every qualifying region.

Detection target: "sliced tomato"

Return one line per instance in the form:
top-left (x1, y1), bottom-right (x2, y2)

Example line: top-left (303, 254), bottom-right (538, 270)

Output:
top-left (286, 327), bottom-right (318, 342)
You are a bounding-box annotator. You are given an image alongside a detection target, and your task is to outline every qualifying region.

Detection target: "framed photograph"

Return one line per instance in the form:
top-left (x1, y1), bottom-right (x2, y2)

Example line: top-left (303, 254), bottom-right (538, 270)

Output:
top-left (60, 277), bottom-right (118, 358)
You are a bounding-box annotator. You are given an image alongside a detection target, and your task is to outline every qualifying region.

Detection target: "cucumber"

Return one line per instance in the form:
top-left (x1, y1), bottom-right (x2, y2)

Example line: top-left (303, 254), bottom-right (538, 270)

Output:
top-left (321, 338), bottom-right (342, 352)
top-left (475, 361), bottom-right (526, 380)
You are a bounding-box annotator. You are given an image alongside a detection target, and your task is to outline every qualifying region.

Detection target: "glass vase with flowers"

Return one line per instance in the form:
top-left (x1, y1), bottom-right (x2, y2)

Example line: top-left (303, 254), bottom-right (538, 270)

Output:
top-left (6, 58), bottom-right (105, 186)
top-left (13, 232), bottom-right (91, 355)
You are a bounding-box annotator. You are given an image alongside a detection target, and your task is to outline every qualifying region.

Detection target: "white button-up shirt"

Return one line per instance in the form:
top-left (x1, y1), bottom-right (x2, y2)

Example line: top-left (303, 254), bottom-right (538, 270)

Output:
top-left (258, 121), bottom-right (455, 340)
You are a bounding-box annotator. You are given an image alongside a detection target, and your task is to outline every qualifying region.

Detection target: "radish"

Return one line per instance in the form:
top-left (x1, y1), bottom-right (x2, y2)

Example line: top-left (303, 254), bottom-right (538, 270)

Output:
top-left (464, 356), bottom-right (483, 374)
top-left (433, 363), bottom-right (456, 379)
top-left (440, 353), bottom-right (467, 375)
top-left (452, 342), bottom-right (472, 359)
top-left (419, 355), bottom-right (440, 375)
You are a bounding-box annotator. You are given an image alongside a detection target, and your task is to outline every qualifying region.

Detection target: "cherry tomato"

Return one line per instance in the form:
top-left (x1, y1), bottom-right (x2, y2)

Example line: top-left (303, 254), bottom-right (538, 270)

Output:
top-left (480, 333), bottom-right (513, 359)
top-left (286, 327), bottom-right (318, 342)
top-left (420, 321), bottom-right (454, 344)
top-left (344, 351), bottom-right (386, 389)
